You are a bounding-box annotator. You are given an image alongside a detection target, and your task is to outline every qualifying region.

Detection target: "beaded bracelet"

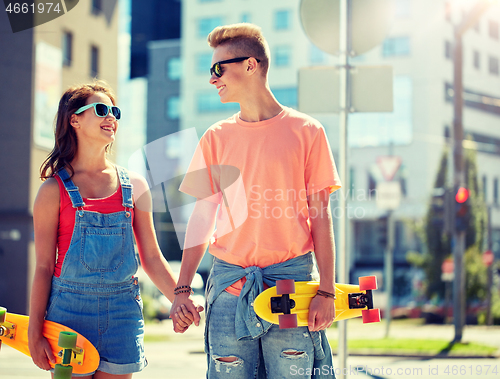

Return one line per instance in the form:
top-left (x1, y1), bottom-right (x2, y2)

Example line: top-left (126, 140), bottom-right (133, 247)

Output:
top-left (174, 285), bottom-right (191, 292)
top-left (316, 290), bottom-right (336, 300)
top-left (174, 288), bottom-right (193, 295)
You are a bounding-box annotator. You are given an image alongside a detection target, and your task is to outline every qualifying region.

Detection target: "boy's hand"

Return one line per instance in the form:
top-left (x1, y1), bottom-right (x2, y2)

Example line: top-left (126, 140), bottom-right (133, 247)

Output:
top-left (170, 296), bottom-right (204, 333)
top-left (308, 295), bottom-right (335, 332)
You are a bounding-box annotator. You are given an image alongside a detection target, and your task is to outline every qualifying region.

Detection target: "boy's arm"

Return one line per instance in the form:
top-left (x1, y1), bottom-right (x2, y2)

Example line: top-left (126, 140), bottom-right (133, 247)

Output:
top-left (307, 188), bottom-right (336, 332)
top-left (170, 199), bottom-right (218, 330)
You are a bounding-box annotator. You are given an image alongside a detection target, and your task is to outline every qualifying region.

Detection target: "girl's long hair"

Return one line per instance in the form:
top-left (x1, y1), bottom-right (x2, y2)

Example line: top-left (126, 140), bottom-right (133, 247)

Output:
top-left (40, 81), bottom-right (117, 180)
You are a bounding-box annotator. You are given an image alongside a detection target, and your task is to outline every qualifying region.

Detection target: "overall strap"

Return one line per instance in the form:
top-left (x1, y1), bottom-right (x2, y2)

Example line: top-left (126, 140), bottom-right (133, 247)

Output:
top-left (116, 166), bottom-right (134, 209)
top-left (56, 168), bottom-right (86, 208)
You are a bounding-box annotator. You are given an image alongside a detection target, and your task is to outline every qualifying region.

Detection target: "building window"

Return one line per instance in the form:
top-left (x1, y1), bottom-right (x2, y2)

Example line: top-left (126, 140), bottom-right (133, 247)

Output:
top-left (62, 31), bottom-right (72, 67)
top-left (91, 45), bottom-right (99, 77)
top-left (273, 87), bottom-right (297, 108)
top-left (91, 0), bottom-right (102, 15)
top-left (395, 0), bottom-right (411, 17)
top-left (382, 37), bottom-right (410, 57)
top-left (167, 57), bottom-right (182, 80)
top-left (489, 20), bottom-right (499, 40)
top-left (196, 52), bottom-right (213, 75)
top-left (274, 10), bottom-right (290, 30)
top-left (197, 92), bottom-right (239, 113)
top-left (445, 40), bottom-right (452, 60)
top-left (473, 50), bottom-right (480, 70)
top-left (241, 13), bottom-right (251, 23)
top-left (489, 56), bottom-right (499, 76)
top-left (494, 178), bottom-right (499, 205)
top-left (198, 17), bottom-right (223, 38)
top-left (166, 97), bottom-right (180, 119)
top-left (274, 46), bottom-right (291, 67)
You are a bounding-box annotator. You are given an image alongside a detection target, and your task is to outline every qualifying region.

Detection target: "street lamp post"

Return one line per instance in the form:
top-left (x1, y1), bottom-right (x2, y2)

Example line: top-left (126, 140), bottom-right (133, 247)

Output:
top-left (451, 0), bottom-right (494, 343)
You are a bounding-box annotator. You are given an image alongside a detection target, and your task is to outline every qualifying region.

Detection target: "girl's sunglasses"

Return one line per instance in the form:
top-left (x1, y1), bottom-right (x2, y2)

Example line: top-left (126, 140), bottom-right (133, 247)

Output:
top-left (74, 103), bottom-right (121, 120)
top-left (210, 57), bottom-right (261, 78)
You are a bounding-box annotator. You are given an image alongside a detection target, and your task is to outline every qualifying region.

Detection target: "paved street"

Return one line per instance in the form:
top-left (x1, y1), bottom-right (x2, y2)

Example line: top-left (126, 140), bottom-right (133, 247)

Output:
top-left (1, 320), bottom-right (499, 378)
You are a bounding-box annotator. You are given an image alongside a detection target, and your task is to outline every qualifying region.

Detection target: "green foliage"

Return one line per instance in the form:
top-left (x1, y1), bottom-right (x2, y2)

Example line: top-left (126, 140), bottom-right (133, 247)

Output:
top-left (407, 146), bottom-right (489, 303)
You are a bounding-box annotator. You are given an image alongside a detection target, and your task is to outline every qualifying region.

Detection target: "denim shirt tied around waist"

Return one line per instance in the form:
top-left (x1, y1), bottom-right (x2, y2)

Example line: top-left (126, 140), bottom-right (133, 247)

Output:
top-left (205, 252), bottom-right (335, 377)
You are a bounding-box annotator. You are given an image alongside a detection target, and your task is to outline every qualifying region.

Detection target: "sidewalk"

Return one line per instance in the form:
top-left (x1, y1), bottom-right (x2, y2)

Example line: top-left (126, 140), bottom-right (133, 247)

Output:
top-left (1, 319), bottom-right (499, 378)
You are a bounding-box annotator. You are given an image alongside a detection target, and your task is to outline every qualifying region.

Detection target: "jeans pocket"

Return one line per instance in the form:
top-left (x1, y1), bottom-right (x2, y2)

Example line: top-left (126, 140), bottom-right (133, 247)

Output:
top-left (45, 289), bottom-right (62, 319)
top-left (80, 226), bottom-right (125, 272)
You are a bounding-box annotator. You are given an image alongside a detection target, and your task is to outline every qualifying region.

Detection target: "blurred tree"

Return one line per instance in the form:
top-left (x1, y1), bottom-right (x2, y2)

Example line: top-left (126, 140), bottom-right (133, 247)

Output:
top-left (407, 144), bottom-right (488, 304)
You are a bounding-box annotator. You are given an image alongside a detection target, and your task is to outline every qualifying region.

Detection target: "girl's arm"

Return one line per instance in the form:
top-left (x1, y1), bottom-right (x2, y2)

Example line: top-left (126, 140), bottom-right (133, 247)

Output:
top-left (130, 172), bottom-right (201, 332)
top-left (28, 178), bottom-right (59, 370)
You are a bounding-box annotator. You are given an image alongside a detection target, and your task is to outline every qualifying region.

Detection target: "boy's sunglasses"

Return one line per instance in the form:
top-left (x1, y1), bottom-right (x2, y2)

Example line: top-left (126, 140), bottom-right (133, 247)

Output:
top-left (74, 102), bottom-right (121, 120)
top-left (210, 57), bottom-right (261, 78)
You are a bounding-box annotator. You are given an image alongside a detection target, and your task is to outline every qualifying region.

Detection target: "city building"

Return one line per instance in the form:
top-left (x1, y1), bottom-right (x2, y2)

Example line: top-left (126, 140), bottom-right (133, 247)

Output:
top-left (0, 1), bottom-right (119, 313)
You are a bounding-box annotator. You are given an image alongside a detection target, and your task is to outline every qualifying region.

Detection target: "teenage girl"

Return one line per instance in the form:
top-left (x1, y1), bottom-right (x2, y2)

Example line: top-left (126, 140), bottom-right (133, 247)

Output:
top-left (28, 82), bottom-right (197, 378)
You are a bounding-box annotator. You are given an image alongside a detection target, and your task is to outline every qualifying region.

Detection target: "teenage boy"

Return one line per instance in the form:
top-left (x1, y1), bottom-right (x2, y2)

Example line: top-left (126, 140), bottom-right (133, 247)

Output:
top-left (171, 23), bottom-right (341, 378)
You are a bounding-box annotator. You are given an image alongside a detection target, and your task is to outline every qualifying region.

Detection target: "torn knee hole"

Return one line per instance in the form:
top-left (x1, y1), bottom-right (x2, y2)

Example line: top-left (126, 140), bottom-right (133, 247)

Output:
top-left (216, 356), bottom-right (239, 363)
top-left (281, 349), bottom-right (309, 359)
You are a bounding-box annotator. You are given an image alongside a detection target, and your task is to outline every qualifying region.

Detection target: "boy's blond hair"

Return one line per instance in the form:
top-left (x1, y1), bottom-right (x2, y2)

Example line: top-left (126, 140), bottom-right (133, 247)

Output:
top-left (207, 23), bottom-right (270, 77)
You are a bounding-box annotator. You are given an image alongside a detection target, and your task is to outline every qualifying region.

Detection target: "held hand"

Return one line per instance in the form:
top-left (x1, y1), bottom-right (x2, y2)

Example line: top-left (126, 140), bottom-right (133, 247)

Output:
top-left (170, 294), bottom-right (204, 333)
top-left (28, 332), bottom-right (56, 371)
top-left (308, 295), bottom-right (336, 332)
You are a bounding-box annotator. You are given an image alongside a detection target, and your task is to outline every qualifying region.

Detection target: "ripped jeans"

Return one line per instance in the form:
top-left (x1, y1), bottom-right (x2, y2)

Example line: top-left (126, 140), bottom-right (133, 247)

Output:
top-left (208, 290), bottom-right (314, 378)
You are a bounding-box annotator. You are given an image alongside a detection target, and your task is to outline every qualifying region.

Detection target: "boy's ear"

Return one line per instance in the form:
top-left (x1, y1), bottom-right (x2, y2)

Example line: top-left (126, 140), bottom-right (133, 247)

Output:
top-left (246, 57), bottom-right (259, 76)
top-left (70, 114), bottom-right (80, 129)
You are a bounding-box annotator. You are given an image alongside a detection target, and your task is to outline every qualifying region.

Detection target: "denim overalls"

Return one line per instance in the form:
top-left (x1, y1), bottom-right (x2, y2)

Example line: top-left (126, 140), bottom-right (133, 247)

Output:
top-left (45, 166), bottom-right (147, 375)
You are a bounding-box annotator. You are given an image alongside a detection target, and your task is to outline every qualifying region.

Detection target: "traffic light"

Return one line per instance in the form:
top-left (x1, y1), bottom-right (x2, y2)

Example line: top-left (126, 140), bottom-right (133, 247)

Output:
top-left (430, 188), bottom-right (446, 227)
top-left (377, 215), bottom-right (388, 246)
top-left (455, 187), bottom-right (470, 232)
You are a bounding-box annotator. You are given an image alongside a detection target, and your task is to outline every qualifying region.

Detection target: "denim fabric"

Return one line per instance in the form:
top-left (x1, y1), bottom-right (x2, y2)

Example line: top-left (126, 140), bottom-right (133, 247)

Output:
top-left (45, 167), bottom-right (146, 375)
top-left (208, 291), bottom-right (315, 378)
top-left (205, 253), bottom-right (335, 378)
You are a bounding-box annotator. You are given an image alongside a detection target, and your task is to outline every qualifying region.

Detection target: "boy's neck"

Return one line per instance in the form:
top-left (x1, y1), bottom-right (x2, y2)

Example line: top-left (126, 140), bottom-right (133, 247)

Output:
top-left (239, 88), bottom-right (284, 123)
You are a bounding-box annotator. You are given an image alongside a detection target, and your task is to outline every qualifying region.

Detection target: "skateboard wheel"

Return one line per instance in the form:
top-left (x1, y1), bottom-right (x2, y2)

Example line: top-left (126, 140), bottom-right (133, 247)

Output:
top-left (359, 276), bottom-right (378, 291)
top-left (0, 307), bottom-right (6, 323)
top-left (58, 331), bottom-right (77, 349)
top-left (276, 279), bottom-right (295, 295)
top-left (278, 314), bottom-right (298, 329)
top-left (362, 308), bottom-right (381, 323)
top-left (54, 364), bottom-right (73, 379)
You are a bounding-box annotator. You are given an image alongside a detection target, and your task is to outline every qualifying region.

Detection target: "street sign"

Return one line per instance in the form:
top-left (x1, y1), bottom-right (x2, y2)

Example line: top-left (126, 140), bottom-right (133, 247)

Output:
top-left (441, 258), bottom-right (455, 282)
top-left (298, 67), bottom-right (340, 113)
top-left (351, 66), bottom-right (393, 112)
top-left (483, 250), bottom-right (494, 267)
top-left (300, 0), bottom-right (395, 56)
top-left (298, 66), bottom-right (393, 114)
top-left (375, 181), bottom-right (401, 210)
top-left (377, 156), bottom-right (401, 181)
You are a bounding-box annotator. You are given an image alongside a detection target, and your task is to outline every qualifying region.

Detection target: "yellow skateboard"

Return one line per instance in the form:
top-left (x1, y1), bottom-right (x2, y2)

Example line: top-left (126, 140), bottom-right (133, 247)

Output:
top-left (0, 306), bottom-right (100, 378)
top-left (253, 276), bottom-right (381, 328)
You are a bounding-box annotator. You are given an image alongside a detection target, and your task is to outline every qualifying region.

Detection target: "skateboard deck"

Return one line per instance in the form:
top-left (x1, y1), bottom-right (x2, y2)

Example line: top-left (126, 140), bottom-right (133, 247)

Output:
top-left (253, 276), bottom-right (381, 329)
top-left (0, 307), bottom-right (99, 377)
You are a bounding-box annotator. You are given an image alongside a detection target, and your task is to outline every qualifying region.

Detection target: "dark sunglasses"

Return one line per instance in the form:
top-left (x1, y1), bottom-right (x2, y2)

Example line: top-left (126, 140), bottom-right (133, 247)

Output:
top-left (74, 102), bottom-right (121, 120)
top-left (210, 57), bottom-right (261, 78)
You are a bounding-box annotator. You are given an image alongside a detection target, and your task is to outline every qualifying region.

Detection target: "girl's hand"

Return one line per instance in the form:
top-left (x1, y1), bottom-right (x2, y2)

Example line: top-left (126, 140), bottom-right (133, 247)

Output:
top-left (28, 331), bottom-right (56, 371)
top-left (172, 303), bottom-right (204, 333)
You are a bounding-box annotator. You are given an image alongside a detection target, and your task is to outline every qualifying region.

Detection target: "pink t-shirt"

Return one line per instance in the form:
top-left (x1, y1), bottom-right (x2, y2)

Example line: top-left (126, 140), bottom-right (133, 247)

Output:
top-left (180, 107), bottom-right (341, 294)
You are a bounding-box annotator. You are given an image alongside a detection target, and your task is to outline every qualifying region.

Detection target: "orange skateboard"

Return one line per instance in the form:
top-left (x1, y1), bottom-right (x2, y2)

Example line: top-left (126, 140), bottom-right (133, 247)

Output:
top-left (0, 306), bottom-right (99, 378)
